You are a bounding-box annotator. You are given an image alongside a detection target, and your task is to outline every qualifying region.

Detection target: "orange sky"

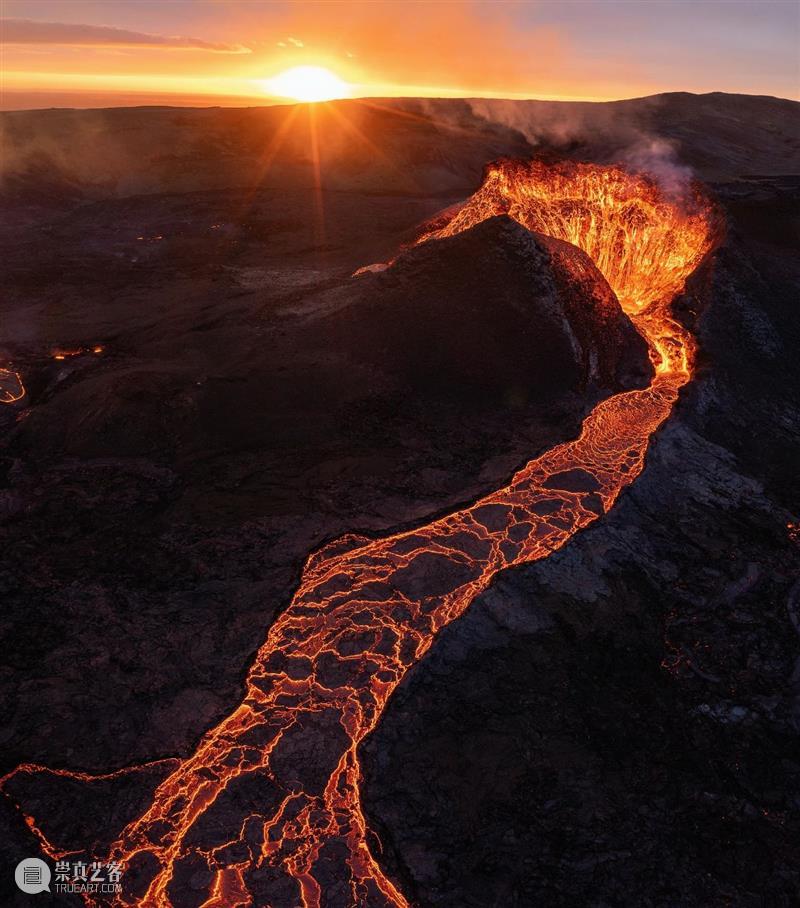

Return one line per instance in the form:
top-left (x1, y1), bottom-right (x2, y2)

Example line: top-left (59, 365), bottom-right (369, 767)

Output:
top-left (2, 0), bottom-right (798, 109)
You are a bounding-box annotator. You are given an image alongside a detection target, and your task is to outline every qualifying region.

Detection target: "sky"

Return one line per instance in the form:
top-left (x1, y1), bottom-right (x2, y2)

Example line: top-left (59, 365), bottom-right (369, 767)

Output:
top-left (1, 0), bottom-right (798, 109)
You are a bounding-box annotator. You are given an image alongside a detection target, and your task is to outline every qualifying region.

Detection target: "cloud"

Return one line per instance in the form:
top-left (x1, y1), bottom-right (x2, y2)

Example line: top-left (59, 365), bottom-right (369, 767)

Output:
top-left (1, 18), bottom-right (251, 54)
top-left (266, 1), bottom-right (566, 95)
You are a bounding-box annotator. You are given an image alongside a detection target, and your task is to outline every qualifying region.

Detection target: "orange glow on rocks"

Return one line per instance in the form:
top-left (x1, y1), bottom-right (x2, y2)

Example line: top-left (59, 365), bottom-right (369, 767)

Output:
top-left (52, 345), bottom-right (104, 360)
top-left (426, 160), bottom-right (715, 376)
top-left (0, 368), bottom-right (25, 404)
top-left (2, 161), bottom-right (717, 906)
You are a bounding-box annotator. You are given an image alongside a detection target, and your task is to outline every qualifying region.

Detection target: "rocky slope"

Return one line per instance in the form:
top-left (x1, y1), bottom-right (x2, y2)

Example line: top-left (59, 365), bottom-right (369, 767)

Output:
top-left (361, 177), bottom-right (800, 906)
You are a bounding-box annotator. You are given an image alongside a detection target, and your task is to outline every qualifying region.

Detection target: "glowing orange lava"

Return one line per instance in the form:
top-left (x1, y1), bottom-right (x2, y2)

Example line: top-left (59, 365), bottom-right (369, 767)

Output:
top-left (2, 161), bottom-right (717, 907)
top-left (0, 368), bottom-right (25, 404)
top-left (52, 345), bottom-right (104, 360)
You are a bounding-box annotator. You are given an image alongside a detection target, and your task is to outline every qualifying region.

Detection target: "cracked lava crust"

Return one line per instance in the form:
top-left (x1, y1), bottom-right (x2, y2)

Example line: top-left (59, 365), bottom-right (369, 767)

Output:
top-left (2, 159), bottom-right (719, 908)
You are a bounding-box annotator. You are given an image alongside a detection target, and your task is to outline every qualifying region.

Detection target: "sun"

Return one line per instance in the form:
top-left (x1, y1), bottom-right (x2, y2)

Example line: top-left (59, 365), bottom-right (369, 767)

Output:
top-left (262, 66), bottom-right (351, 103)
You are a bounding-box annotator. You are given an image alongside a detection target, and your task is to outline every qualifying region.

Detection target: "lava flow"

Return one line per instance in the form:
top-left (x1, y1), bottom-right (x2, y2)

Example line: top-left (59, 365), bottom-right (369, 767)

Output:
top-left (4, 161), bottom-right (717, 907)
top-left (52, 345), bottom-right (104, 359)
top-left (0, 367), bottom-right (25, 404)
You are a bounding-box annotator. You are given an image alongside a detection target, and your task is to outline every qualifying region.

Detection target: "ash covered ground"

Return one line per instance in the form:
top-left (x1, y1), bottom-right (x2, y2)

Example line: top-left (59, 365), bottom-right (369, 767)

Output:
top-left (1, 92), bottom-right (799, 906)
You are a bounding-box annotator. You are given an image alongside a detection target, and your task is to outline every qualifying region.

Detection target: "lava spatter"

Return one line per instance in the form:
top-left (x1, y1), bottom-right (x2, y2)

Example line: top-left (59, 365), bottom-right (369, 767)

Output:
top-left (2, 161), bottom-right (717, 907)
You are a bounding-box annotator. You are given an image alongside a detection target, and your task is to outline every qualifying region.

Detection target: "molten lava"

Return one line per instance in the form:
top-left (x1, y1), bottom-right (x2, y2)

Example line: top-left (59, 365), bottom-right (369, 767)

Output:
top-left (0, 368), bottom-right (25, 404)
top-left (3, 161), bottom-right (717, 907)
top-left (52, 345), bottom-right (104, 360)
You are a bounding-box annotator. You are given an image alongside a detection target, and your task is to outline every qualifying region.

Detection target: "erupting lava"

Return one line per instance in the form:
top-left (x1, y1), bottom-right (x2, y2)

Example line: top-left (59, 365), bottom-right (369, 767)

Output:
top-left (3, 161), bottom-right (717, 907)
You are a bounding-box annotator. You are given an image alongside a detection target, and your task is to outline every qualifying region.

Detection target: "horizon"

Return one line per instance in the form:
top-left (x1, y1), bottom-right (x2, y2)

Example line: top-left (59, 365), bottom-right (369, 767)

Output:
top-left (3, 87), bottom-right (800, 115)
top-left (2, 0), bottom-right (798, 110)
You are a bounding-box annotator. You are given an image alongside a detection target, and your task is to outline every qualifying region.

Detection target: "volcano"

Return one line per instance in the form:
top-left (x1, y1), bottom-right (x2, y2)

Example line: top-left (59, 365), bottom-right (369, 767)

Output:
top-left (349, 214), bottom-right (651, 400)
top-left (0, 93), bottom-right (799, 907)
top-left (1, 155), bottom-right (716, 906)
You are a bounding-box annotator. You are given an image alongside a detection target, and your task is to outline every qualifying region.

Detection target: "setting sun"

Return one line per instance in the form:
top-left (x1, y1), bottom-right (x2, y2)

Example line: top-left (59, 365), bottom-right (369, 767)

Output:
top-left (262, 66), bottom-right (350, 103)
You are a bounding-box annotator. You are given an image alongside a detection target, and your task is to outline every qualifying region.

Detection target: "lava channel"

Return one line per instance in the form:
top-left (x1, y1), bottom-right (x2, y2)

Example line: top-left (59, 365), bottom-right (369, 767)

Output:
top-left (2, 160), bottom-right (719, 907)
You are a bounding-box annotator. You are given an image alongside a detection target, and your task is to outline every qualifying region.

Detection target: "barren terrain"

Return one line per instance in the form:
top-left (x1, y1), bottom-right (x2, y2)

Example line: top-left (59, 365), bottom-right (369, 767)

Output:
top-left (1, 92), bottom-right (799, 906)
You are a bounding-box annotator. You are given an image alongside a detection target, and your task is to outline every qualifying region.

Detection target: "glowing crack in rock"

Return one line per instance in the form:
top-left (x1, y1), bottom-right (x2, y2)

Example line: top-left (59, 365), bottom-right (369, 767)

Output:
top-left (0, 368), bottom-right (25, 404)
top-left (2, 160), bottom-right (718, 907)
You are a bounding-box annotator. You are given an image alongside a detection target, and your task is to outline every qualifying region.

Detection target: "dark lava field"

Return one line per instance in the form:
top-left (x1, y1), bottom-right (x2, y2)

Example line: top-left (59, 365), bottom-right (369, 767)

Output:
top-left (1, 92), bottom-right (799, 906)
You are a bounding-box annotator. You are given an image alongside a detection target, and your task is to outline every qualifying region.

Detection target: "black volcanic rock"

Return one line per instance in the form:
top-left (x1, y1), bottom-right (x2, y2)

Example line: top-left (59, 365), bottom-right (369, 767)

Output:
top-left (13, 214), bottom-right (648, 468)
top-left (361, 177), bottom-right (800, 907)
top-left (342, 215), bottom-right (650, 404)
top-left (0, 172), bottom-right (649, 831)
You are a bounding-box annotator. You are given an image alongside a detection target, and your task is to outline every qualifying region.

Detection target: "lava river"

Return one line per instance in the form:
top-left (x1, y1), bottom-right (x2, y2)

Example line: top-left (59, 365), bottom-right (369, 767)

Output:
top-left (4, 161), bottom-right (718, 907)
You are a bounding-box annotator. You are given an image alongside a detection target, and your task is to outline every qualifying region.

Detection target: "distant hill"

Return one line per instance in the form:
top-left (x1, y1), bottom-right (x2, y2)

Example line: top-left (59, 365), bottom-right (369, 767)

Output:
top-left (390, 92), bottom-right (800, 179)
top-left (1, 93), bottom-right (797, 209)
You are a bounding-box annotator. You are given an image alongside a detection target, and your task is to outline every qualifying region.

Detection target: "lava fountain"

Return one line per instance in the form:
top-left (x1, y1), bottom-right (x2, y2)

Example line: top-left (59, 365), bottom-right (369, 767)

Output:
top-left (3, 161), bottom-right (718, 907)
